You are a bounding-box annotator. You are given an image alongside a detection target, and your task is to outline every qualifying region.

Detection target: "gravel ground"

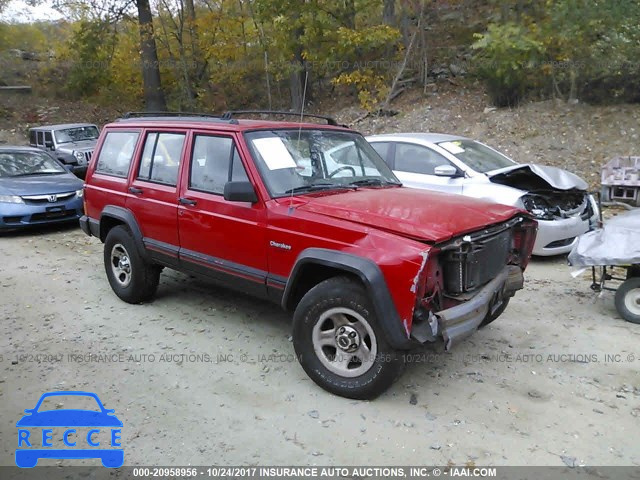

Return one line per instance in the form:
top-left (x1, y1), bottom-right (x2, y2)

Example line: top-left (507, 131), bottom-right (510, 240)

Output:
top-left (1, 225), bottom-right (639, 467)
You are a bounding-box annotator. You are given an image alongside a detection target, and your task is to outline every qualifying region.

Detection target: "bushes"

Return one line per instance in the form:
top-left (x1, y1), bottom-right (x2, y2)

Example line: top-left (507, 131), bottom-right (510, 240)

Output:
top-left (473, 1), bottom-right (640, 106)
top-left (472, 23), bottom-right (544, 107)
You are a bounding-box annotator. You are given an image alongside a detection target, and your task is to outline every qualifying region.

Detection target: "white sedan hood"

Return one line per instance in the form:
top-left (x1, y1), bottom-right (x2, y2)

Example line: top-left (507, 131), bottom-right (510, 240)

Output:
top-left (487, 164), bottom-right (588, 191)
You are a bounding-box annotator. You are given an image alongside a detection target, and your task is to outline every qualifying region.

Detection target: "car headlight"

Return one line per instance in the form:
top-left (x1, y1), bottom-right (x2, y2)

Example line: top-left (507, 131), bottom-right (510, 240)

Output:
top-left (520, 194), bottom-right (555, 220)
top-left (0, 195), bottom-right (24, 204)
top-left (76, 189), bottom-right (84, 198)
top-left (74, 151), bottom-right (85, 160)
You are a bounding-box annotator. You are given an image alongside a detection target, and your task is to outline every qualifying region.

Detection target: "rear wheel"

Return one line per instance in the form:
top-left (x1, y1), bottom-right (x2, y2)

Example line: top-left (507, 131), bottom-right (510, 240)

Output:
top-left (104, 225), bottom-right (160, 304)
top-left (615, 278), bottom-right (640, 324)
top-left (292, 276), bottom-right (404, 399)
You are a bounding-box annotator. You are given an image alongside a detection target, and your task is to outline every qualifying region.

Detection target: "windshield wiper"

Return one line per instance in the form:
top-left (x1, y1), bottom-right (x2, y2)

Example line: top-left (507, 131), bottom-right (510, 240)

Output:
top-left (348, 178), bottom-right (401, 187)
top-left (282, 183), bottom-right (356, 195)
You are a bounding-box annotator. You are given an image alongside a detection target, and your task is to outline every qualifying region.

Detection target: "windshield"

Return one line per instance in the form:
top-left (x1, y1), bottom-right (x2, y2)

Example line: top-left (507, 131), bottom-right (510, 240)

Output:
top-left (436, 139), bottom-right (516, 173)
top-left (54, 126), bottom-right (99, 144)
top-left (0, 151), bottom-right (66, 177)
top-left (245, 129), bottom-right (400, 197)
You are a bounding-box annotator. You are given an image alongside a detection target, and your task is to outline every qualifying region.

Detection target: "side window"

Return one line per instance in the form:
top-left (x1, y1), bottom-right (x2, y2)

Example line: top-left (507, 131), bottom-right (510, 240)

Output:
top-left (137, 132), bottom-right (185, 186)
top-left (395, 143), bottom-right (452, 175)
top-left (36, 132), bottom-right (44, 146)
top-left (95, 131), bottom-right (140, 177)
top-left (370, 142), bottom-right (392, 164)
top-left (190, 135), bottom-right (249, 194)
top-left (29, 130), bottom-right (37, 145)
top-left (44, 132), bottom-right (53, 147)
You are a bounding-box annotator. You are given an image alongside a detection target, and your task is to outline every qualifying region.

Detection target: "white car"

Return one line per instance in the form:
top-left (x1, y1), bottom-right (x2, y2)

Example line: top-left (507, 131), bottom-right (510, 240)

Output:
top-left (367, 133), bottom-right (599, 256)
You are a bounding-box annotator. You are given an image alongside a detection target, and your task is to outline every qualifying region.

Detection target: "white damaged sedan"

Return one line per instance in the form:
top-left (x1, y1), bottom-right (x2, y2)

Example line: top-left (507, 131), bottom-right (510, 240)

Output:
top-left (367, 133), bottom-right (599, 256)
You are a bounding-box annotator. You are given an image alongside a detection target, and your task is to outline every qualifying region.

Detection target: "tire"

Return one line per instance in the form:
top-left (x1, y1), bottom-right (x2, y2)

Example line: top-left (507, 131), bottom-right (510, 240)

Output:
top-left (614, 278), bottom-right (640, 324)
top-left (292, 276), bottom-right (404, 400)
top-left (479, 297), bottom-right (510, 328)
top-left (104, 225), bottom-right (160, 304)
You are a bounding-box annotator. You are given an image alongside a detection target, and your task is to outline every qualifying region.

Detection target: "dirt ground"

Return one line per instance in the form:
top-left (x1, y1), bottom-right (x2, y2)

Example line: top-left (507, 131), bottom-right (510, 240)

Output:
top-left (1, 223), bottom-right (639, 468)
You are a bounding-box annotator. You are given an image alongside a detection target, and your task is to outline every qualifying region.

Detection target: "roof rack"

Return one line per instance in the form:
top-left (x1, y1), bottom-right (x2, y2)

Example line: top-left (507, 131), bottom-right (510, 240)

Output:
top-left (221, 110), bottom-right (340, 126)
top-left (120, 111), bottom-right (238, 124)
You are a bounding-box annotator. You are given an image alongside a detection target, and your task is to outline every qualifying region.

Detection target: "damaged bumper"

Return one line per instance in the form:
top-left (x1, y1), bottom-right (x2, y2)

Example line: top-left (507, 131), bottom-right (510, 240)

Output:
top-left (421, 265), bottom-right (524, 350)
top-left (533, 215), bottom-right (591, 256)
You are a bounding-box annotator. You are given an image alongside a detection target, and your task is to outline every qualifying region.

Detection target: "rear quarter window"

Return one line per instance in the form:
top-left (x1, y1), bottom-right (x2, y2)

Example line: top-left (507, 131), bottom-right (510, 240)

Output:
top-left (95, 131), bottom-right (140, 178)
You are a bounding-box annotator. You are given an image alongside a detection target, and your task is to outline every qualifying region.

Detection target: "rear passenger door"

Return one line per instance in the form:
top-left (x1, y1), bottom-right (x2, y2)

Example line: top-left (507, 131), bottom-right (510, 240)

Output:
top-left (177, 132), bottom-right (268, 298)
top-left (126, 130), bottom-right (187, 266)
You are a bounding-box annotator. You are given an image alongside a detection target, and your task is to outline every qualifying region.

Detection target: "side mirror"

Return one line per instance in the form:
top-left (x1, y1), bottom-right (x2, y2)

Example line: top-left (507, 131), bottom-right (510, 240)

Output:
top-left (44, 140), bottom-right (54, 149)
top-left (223, 181), bottom-right (258, 203)
top-left (434, 165), bottom-right (459, 177)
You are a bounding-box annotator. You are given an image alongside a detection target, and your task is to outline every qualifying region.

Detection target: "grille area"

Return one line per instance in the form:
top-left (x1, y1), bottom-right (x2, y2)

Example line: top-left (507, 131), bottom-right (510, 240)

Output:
top-left (31, 210), bottom-right (77, 221)
top-left (442, 229), bottom-right (512, 295)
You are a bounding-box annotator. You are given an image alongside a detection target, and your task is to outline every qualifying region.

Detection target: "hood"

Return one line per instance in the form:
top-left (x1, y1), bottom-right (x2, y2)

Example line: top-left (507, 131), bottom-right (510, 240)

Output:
top-left (295, 187), bottom-right (523, 243)
top-left (57, 140), bottom-right (97, 153)
top-left (488, 164), bottom-right (588, 191)
top-left (0, 174), bottom-right (84, 196)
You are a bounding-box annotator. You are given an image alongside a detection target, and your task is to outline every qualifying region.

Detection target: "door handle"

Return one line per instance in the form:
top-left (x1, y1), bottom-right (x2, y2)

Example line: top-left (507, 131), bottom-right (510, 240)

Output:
top-left (129, 187), bottom-right (143, 195)
top-left (179, 197), bottom-right (197, 206)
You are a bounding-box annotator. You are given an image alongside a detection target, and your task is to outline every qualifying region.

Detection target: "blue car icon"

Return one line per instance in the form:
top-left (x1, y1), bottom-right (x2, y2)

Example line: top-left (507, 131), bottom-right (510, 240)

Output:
top-left (16, 391), bottom-right (123, 468)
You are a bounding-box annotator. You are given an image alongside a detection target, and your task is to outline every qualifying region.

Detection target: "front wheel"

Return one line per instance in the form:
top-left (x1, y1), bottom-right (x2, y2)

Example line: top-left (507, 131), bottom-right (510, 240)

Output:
top-left (479, 297), bottom-right (511, 328)
top-left (615, 277), bottom-right (640, 324)
top-left (292, 276), bottom-right (404, 400)
top-left (104, 225), bottom-right (161, 304)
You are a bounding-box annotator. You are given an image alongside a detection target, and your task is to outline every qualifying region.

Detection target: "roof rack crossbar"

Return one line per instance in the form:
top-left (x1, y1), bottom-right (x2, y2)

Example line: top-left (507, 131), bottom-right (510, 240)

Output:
top-left (221, 110), bottom-right (339, 126)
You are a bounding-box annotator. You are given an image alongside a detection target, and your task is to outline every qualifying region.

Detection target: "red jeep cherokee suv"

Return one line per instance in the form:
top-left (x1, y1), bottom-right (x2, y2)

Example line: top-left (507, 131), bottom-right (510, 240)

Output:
top-left (80, 112), bottom-right (537, 399)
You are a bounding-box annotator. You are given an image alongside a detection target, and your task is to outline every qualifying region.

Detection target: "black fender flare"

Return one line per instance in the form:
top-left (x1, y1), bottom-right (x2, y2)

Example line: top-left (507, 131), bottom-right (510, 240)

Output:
top-left (282, 248), bottom-right (414, 350)
top-left (100, 206), bottom-right (149, 261)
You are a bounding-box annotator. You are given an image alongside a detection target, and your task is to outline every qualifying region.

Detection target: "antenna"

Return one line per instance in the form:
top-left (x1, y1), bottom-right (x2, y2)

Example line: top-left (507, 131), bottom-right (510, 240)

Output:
top-left (289, 70), bottom-right (310, 214)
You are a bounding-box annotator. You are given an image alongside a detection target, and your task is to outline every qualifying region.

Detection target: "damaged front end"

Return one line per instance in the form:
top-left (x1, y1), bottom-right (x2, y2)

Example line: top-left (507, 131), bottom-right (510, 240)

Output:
top-left (410, 215), bottom-right (537, 349)
top-left (489, 164), bottom-right (597, 254)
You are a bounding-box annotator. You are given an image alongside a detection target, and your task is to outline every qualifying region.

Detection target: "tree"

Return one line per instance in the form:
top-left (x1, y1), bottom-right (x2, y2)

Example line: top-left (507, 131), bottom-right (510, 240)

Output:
top-left (136, 0), bottom-right (167, 110)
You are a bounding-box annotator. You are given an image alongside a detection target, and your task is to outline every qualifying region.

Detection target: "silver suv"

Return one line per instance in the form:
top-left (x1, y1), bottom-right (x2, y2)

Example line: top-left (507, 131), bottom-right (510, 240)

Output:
top-left (29, 123), bottom-right (99, 178)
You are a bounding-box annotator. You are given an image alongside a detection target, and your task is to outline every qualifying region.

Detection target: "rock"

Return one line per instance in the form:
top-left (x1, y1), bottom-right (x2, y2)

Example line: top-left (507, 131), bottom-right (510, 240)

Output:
top-left (430, 444), bottom-right (441, 450)
top-left (410, 393), bottom-right (418, 405)
top-left (403, 421), bottom-right (415, 428)
top-left (560, 455), bottom-right (577, 467)
top-left (308, 410), bottom-right (319, 419)
top-left (484, 107), bottom-right (497, 114)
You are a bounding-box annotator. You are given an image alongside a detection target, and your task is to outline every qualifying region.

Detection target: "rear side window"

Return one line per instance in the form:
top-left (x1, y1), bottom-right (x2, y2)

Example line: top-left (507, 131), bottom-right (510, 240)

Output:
top-left (189, 135), bottom-right (249, 194)
top-left (95, 131), bottom-right (140, 177)
top-left (29, 130), bottom-right (37, 145)
top-left (370, 142), bottom-right (392, 163)
top-left (138, 132), bottom-right (186, 186)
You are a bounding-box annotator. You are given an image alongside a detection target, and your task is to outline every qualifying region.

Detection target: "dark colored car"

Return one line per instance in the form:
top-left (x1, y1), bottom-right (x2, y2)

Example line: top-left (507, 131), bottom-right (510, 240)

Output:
top-left (0, 146), bottom-right (84, 231)
top-left (80, 112), bottom-right (537, 399)
top-left (29, 123), bottom-right (100, 178)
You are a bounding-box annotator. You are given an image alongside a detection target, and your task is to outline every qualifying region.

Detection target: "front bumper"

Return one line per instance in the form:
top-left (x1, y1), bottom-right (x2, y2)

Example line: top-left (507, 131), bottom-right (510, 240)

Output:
top-left (432, 265), bottom-right (523, 349)
top-left (532, 215), bottom-right (592, 256)
top-left (0, 197), bottom-right (83, 230)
